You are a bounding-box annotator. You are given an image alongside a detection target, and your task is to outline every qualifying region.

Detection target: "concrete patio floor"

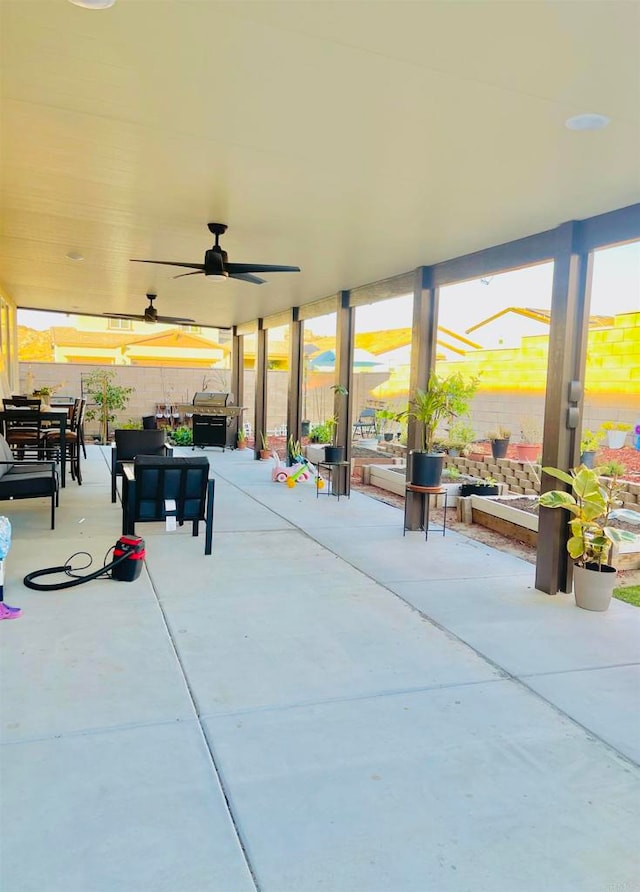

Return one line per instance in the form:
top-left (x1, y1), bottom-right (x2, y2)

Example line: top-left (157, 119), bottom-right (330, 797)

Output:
top-left (1, 446), bottom-right (639, 892)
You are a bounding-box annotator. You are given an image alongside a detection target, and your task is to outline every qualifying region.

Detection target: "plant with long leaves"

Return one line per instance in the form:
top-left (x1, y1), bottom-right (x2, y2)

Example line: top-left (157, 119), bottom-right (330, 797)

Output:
top-left (539, 465), bottom-right (636, 569)
top-left (398, 372), bottom-right (479, 453)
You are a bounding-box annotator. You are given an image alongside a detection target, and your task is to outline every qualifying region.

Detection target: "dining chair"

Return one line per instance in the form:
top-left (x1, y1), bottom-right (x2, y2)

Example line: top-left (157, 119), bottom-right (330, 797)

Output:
top-left (43, 399), bottom-right (85, 484)
top-left (2, 398), bottom-right (44, 459)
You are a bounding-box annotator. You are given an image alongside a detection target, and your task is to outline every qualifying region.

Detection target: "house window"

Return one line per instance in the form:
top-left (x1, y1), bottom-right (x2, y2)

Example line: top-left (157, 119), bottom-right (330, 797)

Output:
top-left (181, 324), bottom-right (201, 333)
top-left (108, 318), bottom-right (132, 331)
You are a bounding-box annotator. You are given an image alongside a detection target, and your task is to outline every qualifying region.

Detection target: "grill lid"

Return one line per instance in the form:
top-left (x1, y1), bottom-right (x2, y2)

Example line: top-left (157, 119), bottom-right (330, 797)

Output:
top-left (192, 392), bottom-right (230, 407)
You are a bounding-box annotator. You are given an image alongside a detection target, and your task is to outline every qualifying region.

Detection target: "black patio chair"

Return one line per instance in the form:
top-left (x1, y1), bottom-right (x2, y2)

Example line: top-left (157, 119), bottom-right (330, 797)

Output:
top-left (111, 429), bottom-right (172, 503)
top-left (121, 455), bottom-right (214, 555)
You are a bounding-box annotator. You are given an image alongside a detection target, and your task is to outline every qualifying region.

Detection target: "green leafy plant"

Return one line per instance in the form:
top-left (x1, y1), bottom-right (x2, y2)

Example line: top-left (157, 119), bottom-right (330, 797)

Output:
top-left (329, 383), bottom-right (348, 447)
top-left (398, 372), bottom-right (479, 453)
top-left (119, 418), bottom-right (143, 430)
top-left (580, 429), bottom-right (604, 452)
top-left (237, 427), bottom-right (246, 446)
top-left (539, 465), bottom-right (635, 568)
top-left (442, 466), bottom-right (462, 479)
top-left (171, 426), bottom-right (193, 446)
top-left (260, 431), bottom-right (269, 451)
top-left (309, 422), bottom-right (333, 444)
top-left (446, 420), bottom-right (476, 451)
top-left (375, 408), bottom-right (396, 436)
top-left (84, 369), bottom-right (133, 444)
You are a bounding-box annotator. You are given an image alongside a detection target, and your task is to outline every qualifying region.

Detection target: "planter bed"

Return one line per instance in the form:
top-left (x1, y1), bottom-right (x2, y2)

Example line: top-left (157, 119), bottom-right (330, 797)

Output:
top-left (465, 494), bottom-right (640, 568)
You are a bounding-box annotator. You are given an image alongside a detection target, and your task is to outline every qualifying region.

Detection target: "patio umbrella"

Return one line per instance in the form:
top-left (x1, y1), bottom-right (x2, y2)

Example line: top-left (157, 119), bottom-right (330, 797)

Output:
top-left (307, 348), bottom-right (388, 373)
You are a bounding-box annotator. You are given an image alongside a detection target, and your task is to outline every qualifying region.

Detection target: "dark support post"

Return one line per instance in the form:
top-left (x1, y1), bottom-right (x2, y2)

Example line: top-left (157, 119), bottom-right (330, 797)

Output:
top-left (230, 327), bottom-right (243, 447)
top-left (406, 266), bottom-right (438, 529)
top-left (334, 290), bottom-right (354, 495)
top-left (287, 308), bottom-right (302, 460)
top-left (254, 320), bottom-right (267, 460)
top-left (536, 222), bottom-right (591, 594)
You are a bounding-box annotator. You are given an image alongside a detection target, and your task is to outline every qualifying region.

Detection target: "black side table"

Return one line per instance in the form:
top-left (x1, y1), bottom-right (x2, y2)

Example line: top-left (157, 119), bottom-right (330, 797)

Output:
top-left (316, 460), bottom-right (351, 500)
top-left (403, 484), bottom-right (447, 539)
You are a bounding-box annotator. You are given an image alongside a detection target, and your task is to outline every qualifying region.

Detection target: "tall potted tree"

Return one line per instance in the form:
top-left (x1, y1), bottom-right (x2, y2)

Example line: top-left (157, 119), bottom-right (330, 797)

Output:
top-left (400, 372), bottom-right (478, 488)
top-left (84, 369), bottom-right (133, 444)
top-left (324, 383), bottom-right (349, 463)
top-left (539, 464), bottom-right (637, 611)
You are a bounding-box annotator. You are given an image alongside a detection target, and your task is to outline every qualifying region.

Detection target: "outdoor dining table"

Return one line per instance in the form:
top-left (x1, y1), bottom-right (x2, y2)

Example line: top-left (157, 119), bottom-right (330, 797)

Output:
top-left (0, 407), bottom-right (71, 487)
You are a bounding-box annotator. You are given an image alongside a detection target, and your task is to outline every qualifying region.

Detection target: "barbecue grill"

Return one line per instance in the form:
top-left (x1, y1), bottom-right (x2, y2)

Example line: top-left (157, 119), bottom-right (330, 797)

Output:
top-left (174, 392), bottom-right (244, 450)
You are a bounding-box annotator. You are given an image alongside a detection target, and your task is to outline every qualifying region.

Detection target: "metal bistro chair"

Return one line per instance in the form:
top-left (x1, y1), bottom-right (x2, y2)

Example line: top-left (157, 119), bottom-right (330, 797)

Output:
top-left (121, 455), bottom-right (214, 555)
top-left (111, 429), bottom-right (173, 503)
top-left (352, 407), bottom-right (377, 438)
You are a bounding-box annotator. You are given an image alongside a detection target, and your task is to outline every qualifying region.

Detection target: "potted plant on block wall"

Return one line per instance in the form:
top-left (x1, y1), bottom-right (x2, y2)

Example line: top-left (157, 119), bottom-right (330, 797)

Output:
top-left (487, 425), bottom-right (511, 459)
top-left (399, 372), bottom-right (479, 488)
top-left (516, 416), bottom-right (542, 462)
top-left (539, 464), bottom-right (637, 611)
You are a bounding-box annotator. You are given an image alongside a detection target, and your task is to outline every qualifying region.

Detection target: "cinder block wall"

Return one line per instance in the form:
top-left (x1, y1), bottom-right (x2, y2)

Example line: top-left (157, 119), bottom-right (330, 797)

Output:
top-left (443, 455), bottom-right (640, 507)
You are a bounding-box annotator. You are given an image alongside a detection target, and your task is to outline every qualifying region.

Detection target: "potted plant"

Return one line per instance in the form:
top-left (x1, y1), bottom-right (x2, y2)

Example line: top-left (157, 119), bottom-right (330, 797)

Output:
top-left (375, 408), bottom-right (396, 442)
top-left (324, 383), bottom-right (348, 463)
top-left (460, 475), bottom-right (500, 497)
top-left (171, 425), bottom-right (193, 446)
top-left (538, 464), bottom-right (636, 611)
top-left (487, 425), bottom-right (511, 459)
top-left (83, 369), bottom-right (133, 444)
top-left (601, 421), bottom-right (632, 449)
top-left (579, 428), bottom-right (604, 468)
top-left (399, 372), bottom-right (478, 487)
top-left (259, 432), bottom-right (271, 460)
top-left (445, 420), bottom-right (476, 457)
top-left (516, 416), bottom-right (541, 462)
top-left (236, 427), bottom-right (247, 450)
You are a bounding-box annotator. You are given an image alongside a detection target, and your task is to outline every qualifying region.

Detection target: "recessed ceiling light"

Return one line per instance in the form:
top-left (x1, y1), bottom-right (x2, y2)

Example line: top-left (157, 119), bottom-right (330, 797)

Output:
top-left (565, 113), bottom-right (611, 132)
top-left (68, 0), bottom-right (116, 8)
top-left (66, 251), bottom-right (85, 262)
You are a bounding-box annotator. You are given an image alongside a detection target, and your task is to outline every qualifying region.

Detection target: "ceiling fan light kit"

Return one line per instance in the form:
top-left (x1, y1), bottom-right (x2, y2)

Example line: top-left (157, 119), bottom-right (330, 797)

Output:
top-left (131, 222), bottom-right (300, 285)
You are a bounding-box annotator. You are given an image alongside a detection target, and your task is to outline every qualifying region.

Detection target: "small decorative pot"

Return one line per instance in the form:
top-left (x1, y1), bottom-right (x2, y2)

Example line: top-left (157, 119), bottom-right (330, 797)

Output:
top-left (515, 443), bottom-right (540, 462)
top-left (324, 445), bottom-right (345, 463)
top-left (580, 450), bottom-right (596, 468)
top-left (606, 429), bottom-right (627, 449)
top-left (491, 438), bottom-right (509, 459)
top-left (259, 449), bottom-right (271, 460)
top-left (573, 562), bottom-right (616, 611)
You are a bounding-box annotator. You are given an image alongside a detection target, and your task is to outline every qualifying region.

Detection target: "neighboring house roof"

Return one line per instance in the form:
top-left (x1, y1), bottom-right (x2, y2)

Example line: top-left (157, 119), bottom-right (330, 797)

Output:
top-left (305, 326), bottom-right (480, 358)
top-left (123, 330), bottom-right (228, 351)
top-left (466, 307), bottom-right (614, 334)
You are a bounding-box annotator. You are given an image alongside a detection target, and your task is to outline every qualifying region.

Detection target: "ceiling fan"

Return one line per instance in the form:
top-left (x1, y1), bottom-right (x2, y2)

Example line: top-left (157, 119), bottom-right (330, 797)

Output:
top-left (131, 222), bottom-right (301, 284)
top-left (105, 293), bottom-right (195, 325)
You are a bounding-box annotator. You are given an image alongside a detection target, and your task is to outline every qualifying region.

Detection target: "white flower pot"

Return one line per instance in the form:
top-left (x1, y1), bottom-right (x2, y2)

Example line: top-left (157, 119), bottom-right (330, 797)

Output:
top-left (573, 563), bottom-right (616, 611)
top-left (606, 429), bottom-right (627, 449)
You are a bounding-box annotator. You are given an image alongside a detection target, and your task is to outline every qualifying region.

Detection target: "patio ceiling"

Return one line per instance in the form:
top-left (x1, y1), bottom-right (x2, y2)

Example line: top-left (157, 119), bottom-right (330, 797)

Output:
top-left (1, 1), bottom-right (639, 330)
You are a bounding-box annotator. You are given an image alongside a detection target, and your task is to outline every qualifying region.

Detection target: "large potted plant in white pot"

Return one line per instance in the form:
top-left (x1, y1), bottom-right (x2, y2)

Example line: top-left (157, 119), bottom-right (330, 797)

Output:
top-left (400, 372), bottom-right (478, 488)
top-left (538, 464), bottom-right (637, 611)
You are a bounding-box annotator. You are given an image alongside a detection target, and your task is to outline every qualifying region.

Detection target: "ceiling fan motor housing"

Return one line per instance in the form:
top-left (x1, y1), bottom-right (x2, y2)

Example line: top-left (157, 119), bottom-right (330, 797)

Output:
top-left (204, 247), bottom-right (228, 277)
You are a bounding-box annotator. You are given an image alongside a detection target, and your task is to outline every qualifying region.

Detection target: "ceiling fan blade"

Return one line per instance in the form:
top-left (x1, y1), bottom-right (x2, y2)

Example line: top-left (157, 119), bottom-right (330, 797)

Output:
top-left (226, 263), bottom-right (301, 275)
top-left (173, 270), bottom-right (206, 279)
top-left (130, 260), bottom-right (206, 270)
top-left (156, 316), bottom-right (197, 324)
top-left (229, 272), bottom-right (266, 285)
top-left (103, 313), bottom-right (142, 320)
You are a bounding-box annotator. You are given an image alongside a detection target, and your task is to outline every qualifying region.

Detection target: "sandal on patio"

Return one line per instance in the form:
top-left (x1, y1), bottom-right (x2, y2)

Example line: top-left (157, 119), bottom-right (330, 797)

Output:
top-left (0, 602), bottom-right (21, 620)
